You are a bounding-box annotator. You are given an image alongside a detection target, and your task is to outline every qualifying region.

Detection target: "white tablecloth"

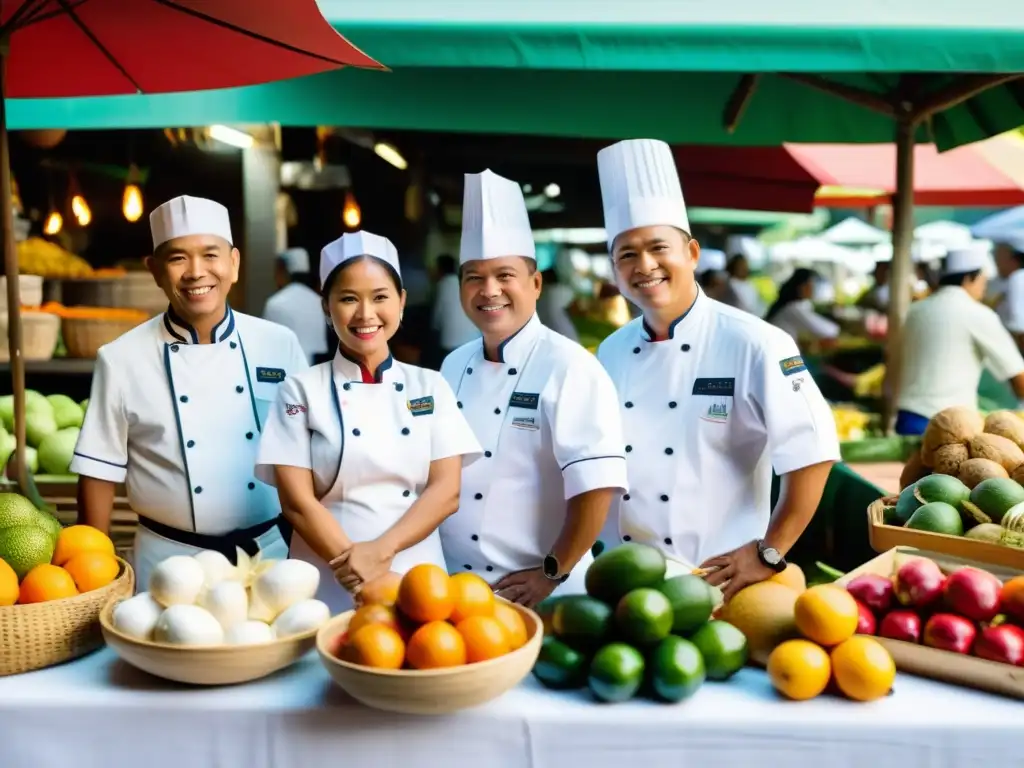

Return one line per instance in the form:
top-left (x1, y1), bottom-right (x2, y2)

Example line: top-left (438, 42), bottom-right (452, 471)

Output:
top-left (0, 648), bottom-right (1020, 768)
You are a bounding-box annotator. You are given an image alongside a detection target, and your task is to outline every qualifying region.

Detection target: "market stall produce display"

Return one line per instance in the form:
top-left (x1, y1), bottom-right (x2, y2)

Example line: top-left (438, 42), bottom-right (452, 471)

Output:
top-left (0, 389), bottom-right (85, 477)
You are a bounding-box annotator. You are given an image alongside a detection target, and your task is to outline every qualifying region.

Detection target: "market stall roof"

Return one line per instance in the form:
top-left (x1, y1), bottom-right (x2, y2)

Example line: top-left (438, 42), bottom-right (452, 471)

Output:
top-left (790, 143), bottom-right (1024, 208)
top-left (971, 206), bottom-right (1024, 246)
top-left (820, 218), bottom-right (890, 247)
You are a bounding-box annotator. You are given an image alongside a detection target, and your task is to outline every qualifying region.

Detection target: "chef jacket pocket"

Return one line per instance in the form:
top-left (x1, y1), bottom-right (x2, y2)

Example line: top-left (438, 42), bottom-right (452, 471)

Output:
top-left (695, 395), bottom-right (733, 451)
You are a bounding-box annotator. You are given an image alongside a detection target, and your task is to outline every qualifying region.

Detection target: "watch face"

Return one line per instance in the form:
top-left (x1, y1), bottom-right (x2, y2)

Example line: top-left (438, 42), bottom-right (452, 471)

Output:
top-left (543, 555), bottom-right (559, 578)
top-left (762, 547), bottom-right (782, 565)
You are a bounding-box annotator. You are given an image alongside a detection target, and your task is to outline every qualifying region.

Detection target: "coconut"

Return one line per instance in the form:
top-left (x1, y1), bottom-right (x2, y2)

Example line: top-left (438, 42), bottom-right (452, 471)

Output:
top-left (899, 449), bottom-right (931, 489)
top-left (931, 443), bottom-right (969, 477)
top-left (1011, 464), bottom-right (1024, 486)
top-left (984, 411), bottom-right (1024, 451)
top-left (968, 433), bottom-right (1024, 471)
top-left (921, 407), bottom-right (984, 466)
top-left (958, 458), bottom-right (1009, 489)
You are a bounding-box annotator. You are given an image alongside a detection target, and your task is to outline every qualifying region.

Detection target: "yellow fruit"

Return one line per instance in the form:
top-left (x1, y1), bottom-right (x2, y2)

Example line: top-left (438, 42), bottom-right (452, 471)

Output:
top-left (52, 525), bottom-right (115, 567)
top-left (718, 581), bottom-right (800, 665)
top-left (767, 639), bottom-right (832, 701)
top-left (62, 551), bottom-right (119, 593)
top-left (794, 585), bottom-right (859, 646)
top-left (769, 564), bottom-right (807, 593)
top-left (830, 636), bottom-right (896, 702)
top-left (0, 558), bottom-right (18, 606)
top-left (18, 564), bottom-right (79, 603)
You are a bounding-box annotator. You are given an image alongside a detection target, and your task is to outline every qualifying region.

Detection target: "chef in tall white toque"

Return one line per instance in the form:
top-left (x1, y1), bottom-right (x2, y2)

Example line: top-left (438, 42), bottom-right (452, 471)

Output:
top-left (439, 169), bottom-right (627, 608)
top-left (255, 231), bottom-right (482, 613)
top-left (595, 140), bottom-right (840, 601)
top-left (71, 195), bottom-right (309, 588)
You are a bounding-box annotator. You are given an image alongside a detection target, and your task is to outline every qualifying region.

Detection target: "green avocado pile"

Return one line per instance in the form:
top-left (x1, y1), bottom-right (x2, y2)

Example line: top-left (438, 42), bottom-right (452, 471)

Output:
top-left (532, 543), bottom-right (749, 703)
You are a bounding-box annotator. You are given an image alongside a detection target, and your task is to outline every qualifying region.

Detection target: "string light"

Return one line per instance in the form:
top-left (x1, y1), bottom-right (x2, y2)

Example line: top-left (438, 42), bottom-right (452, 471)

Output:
top-left (123, 184), bottom-right (143, 222)
top-left (342, 190), bottom-right (361, 229)
top-left (71, 194), bottom-right (91, 227)
top-left (43, 211), bottom-right (63, 235)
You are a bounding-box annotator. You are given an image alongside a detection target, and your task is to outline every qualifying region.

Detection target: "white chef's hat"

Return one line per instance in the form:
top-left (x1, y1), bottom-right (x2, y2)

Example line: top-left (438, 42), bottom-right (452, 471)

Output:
top-left (460, 169), bottom-right (536, 265)
top-left (943, 243), bottom-right (989, 275)
top-left (319, 230), bottom-right (401, 289)
top-left (150, 195), bottom-right (232, 250)
top-left (597, 139), bottom-right (690, 251)
top-left (697, 248), bottom-right (727, 273)
top-left (278, 247), bottom-right (310, 274)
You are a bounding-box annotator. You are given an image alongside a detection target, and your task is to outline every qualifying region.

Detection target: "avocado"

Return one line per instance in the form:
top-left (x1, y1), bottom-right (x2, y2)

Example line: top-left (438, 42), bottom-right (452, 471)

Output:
top-left (533, 636), bottom-right (589, 690)
top-left (893, 485), bottom-right (922, 525)
top-left (906, 501), bottom-right (964, 537)
top-left (615, 588), bottom-right (674, 646)
top-left (535, 596), bottom-right (569, 635)
top-left (689, 620), bottom-right (748, 681)
top-left (588, 643), bottom-right (645, 703)
top-left (913, 474), bottom-right (970, 507)
top-left (552, 595), bottom-right (614, 649)
top-left (658, 575), bottom-right (715, 634)
top-left (961, 478), bottom-right (1024, 526)
top-left (648, 635), bottom-right (705, 702)
top-left (585, 542), bottom-right (666, 605)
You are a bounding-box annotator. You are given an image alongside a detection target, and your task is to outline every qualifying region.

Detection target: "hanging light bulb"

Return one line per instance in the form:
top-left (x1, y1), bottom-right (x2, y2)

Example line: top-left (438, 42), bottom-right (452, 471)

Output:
top-left (123, 184), bottom-right (143, 222)
top-left (43, 211), bottom-right (63, 235)
top-left (71, 194), bottom-right (91, 227)
top-left (342, 190), bottom-right (361, 229)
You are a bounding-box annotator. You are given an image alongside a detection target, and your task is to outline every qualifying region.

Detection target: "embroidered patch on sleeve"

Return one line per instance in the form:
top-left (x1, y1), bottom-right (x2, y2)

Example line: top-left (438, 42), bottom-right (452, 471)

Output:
top-left (779, 356), bottom-right (807, 377)
top-left (284, 403), bottom-right (307, 416)
top-left (256, 367), bottom-right (286, 383)
top-left (408, 396), bottom-right (435, 416)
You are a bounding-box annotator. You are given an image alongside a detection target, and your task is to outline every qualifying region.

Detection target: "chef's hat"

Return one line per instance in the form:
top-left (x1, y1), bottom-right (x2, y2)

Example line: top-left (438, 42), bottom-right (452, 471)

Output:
top-left (460, 169), bottom-right (536, 265)
top-left (278, 247), bottom-right (310, 274)
top-left (319, 231), bottom-right (401, 289)
top-left (942, 243), bottom-right (990, 276)
top-left (597, 139), bottom-right (689, 251)
top-left (698, 248), bottom-right (727, 274)
top-left (150, 195), bottom-right (232, 250)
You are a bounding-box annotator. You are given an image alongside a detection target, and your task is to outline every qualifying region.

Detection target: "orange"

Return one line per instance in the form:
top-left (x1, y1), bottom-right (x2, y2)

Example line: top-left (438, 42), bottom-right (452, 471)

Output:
top-left (397, 564), bottom-right (454, 623)
top-left (358, 571), bottom-right (403, 608)
top-left (492, 601), bottom-right (528, 650)
top-left (342, 623), bottom-right (406, 670)
top-left (405, 620), bottom-right (467, 669)
top-left (348, 604), bottom-right (408, 639)
top-left (767, 639), bottom-right (831, 701)
top-left (1000, 575), bottom-right (1024, 623)
top-left (0, 559), bottom-right (18, 607)
top-left (456, 615), bottom-right (512, 663)
top-left (769, 564), bottom-right (807, 593)
top-left (62, 551), bottom-right (119, 593)
top-left (448, 572), bottom-right (495, 624)
top-left (794, 584), bottom-right (859, 646)
top-left (18, 564), bottom-right (79, 604)
top-left (52, 525), bottom-right (115, 567)
top-left (830, 636), bottom-right (896, 702)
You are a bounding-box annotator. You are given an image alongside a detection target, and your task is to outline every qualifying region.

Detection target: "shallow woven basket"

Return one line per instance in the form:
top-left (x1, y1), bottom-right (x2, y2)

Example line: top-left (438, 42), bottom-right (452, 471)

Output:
top-left (0, 310), bottom-right (60, 362)
top-left (316, 599), bottom-right (543, 715)
top-left (0, 557), bottom-right (134, 676)
top-left (62, 316), bottom-right (144, 358)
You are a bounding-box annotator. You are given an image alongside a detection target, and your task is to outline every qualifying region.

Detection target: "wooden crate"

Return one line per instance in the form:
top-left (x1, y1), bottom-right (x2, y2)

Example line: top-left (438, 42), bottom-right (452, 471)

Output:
top-left (867, 498), bottom-right (1024, 570)
top-left (837, 547), bottom-right (1024, 700)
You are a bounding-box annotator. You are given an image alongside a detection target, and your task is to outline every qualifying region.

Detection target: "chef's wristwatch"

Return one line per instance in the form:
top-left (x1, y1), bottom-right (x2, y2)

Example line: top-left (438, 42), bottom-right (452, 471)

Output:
top-left (542, 553), bottom-right (570, 583)
top-left (756, 540), bottom-right (787, 573)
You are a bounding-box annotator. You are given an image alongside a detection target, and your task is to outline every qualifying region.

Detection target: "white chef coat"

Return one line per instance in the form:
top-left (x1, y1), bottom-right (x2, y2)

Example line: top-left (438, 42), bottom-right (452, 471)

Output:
top-left (254, 349), bottom-right (482, 614)
top-left (597, 290), bottom-right (840, 566)
top-left (440, 314), bottom-right (628, 595)
top-left (897, 286), bottom-right (1024, 418)
top-left (70, 306), bottom-right (309, 588)
top-left (769, 299), bottom-right (841, 342)
top-left (729, 278), bottom-right (766, 318)
top-left (432, 273), bottom-right (481, 352)
top-left (263, 282), bottom-right (329, 365)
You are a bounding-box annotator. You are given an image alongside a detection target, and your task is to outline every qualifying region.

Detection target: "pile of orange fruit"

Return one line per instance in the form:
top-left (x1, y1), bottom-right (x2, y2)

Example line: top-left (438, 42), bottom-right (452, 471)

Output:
top-left (329, 564), bottom-right (529, 670)
top-left (0, 525), bottom-right (119, 607)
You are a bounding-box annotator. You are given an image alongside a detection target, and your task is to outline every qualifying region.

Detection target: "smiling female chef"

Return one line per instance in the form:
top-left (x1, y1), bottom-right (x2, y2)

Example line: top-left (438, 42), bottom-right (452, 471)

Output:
top-left (71, 196), bottom-right (309, 588)
top-left (254, 231), bottom-right (482, 612)
top-left (595, 140), bottom-right (840, 601)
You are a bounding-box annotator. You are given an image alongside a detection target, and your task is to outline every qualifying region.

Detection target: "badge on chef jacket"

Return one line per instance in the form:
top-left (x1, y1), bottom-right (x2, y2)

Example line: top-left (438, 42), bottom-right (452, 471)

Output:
top-left (779, 356), bottom-right (807, 377)
top-left (256, 367), bottom-right (286, 383)
top-left (407, 396), bottom-right (435, 416)
top-left (693, 378), bottom-right (734, 424)
top-left (511, 415), bottom-right (539, 431)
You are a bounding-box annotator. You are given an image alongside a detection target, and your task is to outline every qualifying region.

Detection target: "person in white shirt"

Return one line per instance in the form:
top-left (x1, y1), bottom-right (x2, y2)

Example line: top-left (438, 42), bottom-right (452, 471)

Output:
top-left (263, 247), bottom-right (329, 365)
top-left (432, 253), bottom-right (480, 359)
top-left (440, 169), bottom-right (627, 608)
top-left (595, 139), bottom-right (839, 601)
top-left (994, 242), bottom-right (1024, 344)
top-left (71, 196), bottom-right (309, 588)
top-left (895, 245), bottom-right (1024, 436)
top-left (725, 253), bottom-right (767, 317)
top-left (766, 268), bottom-right (841, 347)
top-left (255, 232), bottom-right (481, 612)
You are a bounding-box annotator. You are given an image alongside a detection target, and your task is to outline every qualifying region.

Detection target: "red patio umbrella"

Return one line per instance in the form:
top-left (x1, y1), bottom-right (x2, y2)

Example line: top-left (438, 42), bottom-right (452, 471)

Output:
top-left (1, 0), bottom-right (383, 503)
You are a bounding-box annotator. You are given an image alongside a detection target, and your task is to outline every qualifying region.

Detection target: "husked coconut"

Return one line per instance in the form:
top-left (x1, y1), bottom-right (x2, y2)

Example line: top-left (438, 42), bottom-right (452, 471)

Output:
top-left (1011, 464), bottom-right (1024, 485)
top-left (958, 458), bottom-right (1009, 489)
top-left (921, 407), bottom-right (984, 466)
top-left (930, 444), bottom-right (969, 477)
top-left (900, 449), bottom-right (931, 489)
top-left (968, 433), bottom-right (1024, 471)
top-left (983, 411), bottom-right (1024, 451)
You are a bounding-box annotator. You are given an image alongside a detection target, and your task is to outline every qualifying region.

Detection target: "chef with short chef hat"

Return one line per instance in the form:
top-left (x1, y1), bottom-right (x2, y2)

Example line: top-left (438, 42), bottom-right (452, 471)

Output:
top-left (255, 231), bottom-right (482, 613)
top-left (438, 170), bottom-right (627, 608)
top-left (594, 139), bottom-right (840, 601)
top-left (71, 195), bottom-right (309, 588)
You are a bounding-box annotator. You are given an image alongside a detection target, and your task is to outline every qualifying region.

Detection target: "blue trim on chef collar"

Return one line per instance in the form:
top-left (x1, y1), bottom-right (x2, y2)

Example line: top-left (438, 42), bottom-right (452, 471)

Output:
top-left (335, 344), bottom-right (394, 383)
top-left (164, 304), bottom-right (234, 344)
top-left (641, 286), bottom-right (702, 342)
top-left (487, 313), bottom-right (541, 364)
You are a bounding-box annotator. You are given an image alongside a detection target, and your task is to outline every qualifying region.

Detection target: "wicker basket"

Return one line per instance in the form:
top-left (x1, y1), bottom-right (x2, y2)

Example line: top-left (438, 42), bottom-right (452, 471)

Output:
top-left (0, 558), bottom-right (135, 676)
top-left (62, 316), bottom-right (145, 358)
top-left (0, 310), bottom-right (60, 362)
top-left (0, 275), bottom-right (44, 310)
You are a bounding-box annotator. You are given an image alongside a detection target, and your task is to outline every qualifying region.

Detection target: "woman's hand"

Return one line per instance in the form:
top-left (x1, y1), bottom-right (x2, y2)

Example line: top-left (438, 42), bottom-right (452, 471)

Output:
top-left (330, 540), bottom-right (395, 595)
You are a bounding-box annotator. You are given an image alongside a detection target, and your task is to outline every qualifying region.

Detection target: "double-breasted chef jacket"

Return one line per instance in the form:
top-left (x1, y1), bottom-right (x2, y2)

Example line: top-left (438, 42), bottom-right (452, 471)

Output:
top-left (70, 306), bottom-right (309, 588)
top-left (255, 348), bottom-right (482, 613)
top-left (597, 288), bottom-right (841, 566)
top-left (440, 313), bottom-right (628, 594)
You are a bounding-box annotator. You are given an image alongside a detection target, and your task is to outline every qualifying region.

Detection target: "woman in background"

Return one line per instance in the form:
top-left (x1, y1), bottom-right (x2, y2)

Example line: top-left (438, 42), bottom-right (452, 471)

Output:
top-left (766, 268), bottom-right (840, 347)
